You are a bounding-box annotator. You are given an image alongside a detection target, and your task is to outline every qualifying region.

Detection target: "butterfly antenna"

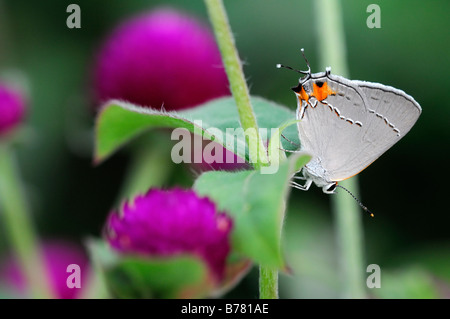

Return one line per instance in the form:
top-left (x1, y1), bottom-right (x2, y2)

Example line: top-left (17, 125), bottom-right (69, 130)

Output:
top-left (276, 63), bottom-right (308, 75)
top-left (300, 48), bottom-right (311, 74)
top-left (336, 184), bottom-right (374, 217)
top-left (276, 48), bottom-right (312, 76)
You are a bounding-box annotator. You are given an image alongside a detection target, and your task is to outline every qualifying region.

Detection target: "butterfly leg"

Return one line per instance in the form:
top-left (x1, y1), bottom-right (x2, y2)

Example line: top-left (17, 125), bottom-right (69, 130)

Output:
top-left (279, 148), bottom-right (303, 153)
top-left (281, 133), bottom-right (300, 147)
top-left (290, 179), bottom-right (312, 191)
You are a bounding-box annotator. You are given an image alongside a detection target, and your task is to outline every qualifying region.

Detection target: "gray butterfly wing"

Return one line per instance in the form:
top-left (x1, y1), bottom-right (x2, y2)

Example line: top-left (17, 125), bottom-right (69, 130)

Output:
top-left (297, 74), bottom-right (368, 180)
top-left (297, 74), bottom-right (421, 182)
top-left (355, 80), bottom-right (422, 137)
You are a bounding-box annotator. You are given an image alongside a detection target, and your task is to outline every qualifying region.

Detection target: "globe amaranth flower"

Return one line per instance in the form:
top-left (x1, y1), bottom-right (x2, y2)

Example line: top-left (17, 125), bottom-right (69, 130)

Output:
top-left (0, 83), bottom-right (26, 136)
top-left (93, 7), bottom-right (230, 110)
top-left (0, 241), bottom-right (90, 299)
top-left (105, 188), bottom-right (233, 282)
top-left (93, 7), bottom-right (249, 172)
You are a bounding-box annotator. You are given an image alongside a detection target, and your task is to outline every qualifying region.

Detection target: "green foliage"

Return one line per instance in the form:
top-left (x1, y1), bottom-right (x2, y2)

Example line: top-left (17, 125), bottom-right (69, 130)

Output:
top-left (95, 96), bottom-right (300, 164)
top-left (194, 153), bottom-right (310, 268)
top-left (93, 95), bottom-right (311, 296)
top-left (88, 240), bottom-right (209, 298)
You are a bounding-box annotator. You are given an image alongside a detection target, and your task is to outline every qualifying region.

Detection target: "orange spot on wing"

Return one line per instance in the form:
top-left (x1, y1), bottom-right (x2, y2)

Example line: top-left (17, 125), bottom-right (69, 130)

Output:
top-left (296, 86), bottom-right (310, 103)
top-left (312, 82), bottom-right (336, 101)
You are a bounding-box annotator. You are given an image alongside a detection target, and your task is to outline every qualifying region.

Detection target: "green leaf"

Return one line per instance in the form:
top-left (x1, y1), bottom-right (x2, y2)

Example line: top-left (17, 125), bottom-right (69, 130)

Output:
top-left (268, 119), bottom-right (302, 169)
top-left (88, 240), bottom-right (210, 299)
top-left (193, 153), bottom-right (311, 268)
top-left (94, 96), bottom-right (299, 164)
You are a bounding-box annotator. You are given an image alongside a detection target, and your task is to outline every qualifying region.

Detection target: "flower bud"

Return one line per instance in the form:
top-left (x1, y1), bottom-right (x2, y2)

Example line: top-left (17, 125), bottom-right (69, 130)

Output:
top-left (0, 83), bottom-right (26, 136)
top-left (93, 8), bottom-right (230, 110)
top-left (105, 188), bottom-right (232, 281)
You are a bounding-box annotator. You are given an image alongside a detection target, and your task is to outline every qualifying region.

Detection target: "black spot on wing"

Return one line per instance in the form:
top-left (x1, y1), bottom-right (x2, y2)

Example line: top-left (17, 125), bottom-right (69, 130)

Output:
top-left (291, 83), bottom-right (303, 93)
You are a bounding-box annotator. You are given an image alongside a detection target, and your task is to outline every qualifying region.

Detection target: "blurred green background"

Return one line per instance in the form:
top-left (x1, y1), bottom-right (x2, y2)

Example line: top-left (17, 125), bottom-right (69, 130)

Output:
top-left (0, 0), bottom-right (449, 298)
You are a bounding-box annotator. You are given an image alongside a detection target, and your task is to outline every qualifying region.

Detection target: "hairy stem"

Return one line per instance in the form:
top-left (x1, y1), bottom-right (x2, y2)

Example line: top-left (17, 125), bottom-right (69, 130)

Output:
top-left (259, 265), bottom-right (278, 299)
top-left (204, 0), bottom-right (277, 299)
top-left (204, 0), bottom-right (268, 169)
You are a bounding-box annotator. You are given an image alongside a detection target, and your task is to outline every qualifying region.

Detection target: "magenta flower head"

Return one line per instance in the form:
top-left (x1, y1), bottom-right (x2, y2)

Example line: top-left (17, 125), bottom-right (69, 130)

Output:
top-left (0, 83), bottom-right (26, 136)
top-left (105, 188), bottom-right (233, 282)
top-left (93, 7), bottom-right (230, 110)
top-left (0, 241), bottom-right (90, 299)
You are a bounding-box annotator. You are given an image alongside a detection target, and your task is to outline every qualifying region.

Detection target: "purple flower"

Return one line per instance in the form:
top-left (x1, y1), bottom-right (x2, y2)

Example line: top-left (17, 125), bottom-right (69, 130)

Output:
top-left (0, 241), bottom-right (90, 299)
top-left (93, 7), bottom-right (230, 110)
top-left (0, 83), bottom-right (26, 136)
top-left (105, 188), bottom-right (233, 281)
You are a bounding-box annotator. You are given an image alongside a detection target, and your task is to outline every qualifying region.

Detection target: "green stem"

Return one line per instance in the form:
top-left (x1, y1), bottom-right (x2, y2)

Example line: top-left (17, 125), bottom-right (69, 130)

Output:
top-left (333, 180), bottom-right (366, 298)
top-left (204, 0), bottom-right (268, 169)
top-left (259, 265), bottom-right (278, 299)
top-left (204, 0), bottom-right (277, 299)
top-left (80, 240), bottom-right (110, 299)
top-left (314, 0), bottom-right (367, 298)
top-left (0, 144), bottom-right (53, 298)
